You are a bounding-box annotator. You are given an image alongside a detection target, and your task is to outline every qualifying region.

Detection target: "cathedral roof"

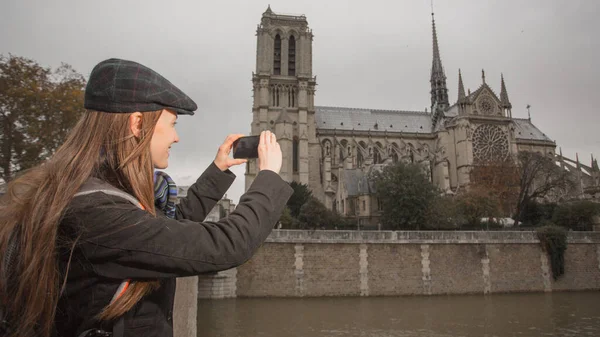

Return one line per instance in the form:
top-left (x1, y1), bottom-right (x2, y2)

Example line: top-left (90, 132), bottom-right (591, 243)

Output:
top-left (315, 106), bottom-right (432, 134)
top-left (342, 169), bottom-right (366, 196)
top-left (444, 104), bottom-right (459, 117)
top-left (512, 118), bottom-right (553, 142)
top-left (342, 166), bottom-right (381, 196)
top-left (463, 83), bottom-right (501, 104)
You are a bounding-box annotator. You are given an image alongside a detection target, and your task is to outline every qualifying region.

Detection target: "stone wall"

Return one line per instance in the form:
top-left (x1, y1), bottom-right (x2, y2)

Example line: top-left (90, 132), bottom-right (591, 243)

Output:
top-left (198, 230), bottom-right (600, 299)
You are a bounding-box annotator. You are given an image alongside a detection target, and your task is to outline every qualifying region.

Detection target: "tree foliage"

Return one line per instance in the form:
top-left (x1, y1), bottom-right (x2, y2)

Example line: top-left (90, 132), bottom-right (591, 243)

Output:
top-left (552, 201), bottom-right (600, 231)
top-left (278, 206), bottom-right (295, 228)
top-left (0, 54), bottom-right (86, 182)
top-left (520, 200), bottom-right (557, 226)
top-left (298, 197), bottom-right (330, 229)
top-left (455, 188), bottom-right (501, 229)
top-left (423, 195), bottom-right (464, 230)
top-left (371, 161), bottom-right (439, 230)
top-left (279, 195), bottom-right (347, 230)
top-left (287, 181), bottom-right (313, 218)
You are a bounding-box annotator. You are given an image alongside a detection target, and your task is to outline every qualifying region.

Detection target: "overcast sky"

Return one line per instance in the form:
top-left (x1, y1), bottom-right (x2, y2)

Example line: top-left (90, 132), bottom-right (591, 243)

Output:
top-left (1, 0), bottom-right (599, 202)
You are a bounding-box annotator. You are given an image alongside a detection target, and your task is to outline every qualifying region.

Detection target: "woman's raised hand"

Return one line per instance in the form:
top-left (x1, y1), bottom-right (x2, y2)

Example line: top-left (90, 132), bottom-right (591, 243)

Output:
top-left (258, 130), bottom-right (282, 174)
top-left (213, 134), bottom-right (247, 171)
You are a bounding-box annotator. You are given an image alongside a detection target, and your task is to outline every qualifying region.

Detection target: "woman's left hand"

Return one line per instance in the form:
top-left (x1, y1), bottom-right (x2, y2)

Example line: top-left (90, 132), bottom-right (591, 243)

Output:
top-left (214, 134), bottom-right (248, 171)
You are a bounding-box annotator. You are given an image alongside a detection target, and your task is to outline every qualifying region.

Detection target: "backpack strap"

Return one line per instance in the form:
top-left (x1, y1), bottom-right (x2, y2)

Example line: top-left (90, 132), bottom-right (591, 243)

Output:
top-left (74, 179), bottom-right (143, 209)
top-left (74, 180), bottom-right (145, 337)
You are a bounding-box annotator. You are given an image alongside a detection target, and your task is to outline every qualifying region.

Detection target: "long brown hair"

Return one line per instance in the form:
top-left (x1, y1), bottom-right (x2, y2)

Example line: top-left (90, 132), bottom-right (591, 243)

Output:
top-left (0, 110), bottom-right (163, 337)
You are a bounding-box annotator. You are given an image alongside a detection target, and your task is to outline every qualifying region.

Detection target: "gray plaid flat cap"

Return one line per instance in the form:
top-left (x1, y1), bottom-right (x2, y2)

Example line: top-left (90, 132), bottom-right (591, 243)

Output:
top-left (84, 58), bottom-right (197, 115)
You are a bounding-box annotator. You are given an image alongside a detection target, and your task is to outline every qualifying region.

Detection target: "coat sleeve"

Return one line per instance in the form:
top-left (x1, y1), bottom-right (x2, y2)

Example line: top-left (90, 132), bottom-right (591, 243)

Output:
top-left (73, 169), bottom-right (293, 279)
top-left (175, 162), bottom-right (235, 222)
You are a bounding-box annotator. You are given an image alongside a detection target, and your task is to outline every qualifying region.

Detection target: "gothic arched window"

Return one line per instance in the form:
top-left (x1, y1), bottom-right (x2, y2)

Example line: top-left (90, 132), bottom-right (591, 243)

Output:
top-left (288, 35), bottom-right (296, 76)
top-left (288, 85), bottom-right (296, 108)
top-left (271, 85), bottom-right (281, 107)
top-left (322, 140), bottom-right (332, 157)
top-left (407, 143), bottom-right (415, 163)
top-left (358, 141), bottom-right (367, 167)
top-left (357, 150), bottom-right (363, 167)
top-left (340, 139), bottom-right (348, 160)
top-left (374, 142), bottom-right (384, 164)
top-left (374, 149), bottom-right (381, 164)
top-left (274, 34), bottom-right (281, 75)
top-left (293, 136), bottom-right (299, 173)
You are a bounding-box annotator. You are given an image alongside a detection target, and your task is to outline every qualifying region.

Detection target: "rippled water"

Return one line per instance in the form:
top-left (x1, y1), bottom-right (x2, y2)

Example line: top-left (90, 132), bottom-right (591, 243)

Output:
top-left (197, 292), bottom-right (600, 337)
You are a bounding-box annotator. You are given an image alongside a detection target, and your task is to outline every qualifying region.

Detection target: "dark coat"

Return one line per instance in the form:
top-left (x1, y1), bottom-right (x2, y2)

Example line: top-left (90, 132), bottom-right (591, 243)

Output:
top-left (54, 163), bottom-right (293, 337)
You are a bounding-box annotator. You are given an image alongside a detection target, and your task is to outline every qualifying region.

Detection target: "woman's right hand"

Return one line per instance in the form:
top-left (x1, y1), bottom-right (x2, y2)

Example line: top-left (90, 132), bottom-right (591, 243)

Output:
top-left (258, 130), bottom-right (282, 174)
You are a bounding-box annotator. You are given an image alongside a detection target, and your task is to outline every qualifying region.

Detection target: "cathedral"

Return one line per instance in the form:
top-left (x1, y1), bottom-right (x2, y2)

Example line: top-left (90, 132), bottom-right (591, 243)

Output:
top-left (244, 6), bottom-right (599, 228)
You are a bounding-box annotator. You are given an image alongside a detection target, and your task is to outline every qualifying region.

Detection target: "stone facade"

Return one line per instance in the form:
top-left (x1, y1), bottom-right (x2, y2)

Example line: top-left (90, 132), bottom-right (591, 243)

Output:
top-left (199, 230), bottom-right (600, 298)
top-left (244, 7), bottom-right (600, 228)
top-left (244, 6), bottom-right (319, 196)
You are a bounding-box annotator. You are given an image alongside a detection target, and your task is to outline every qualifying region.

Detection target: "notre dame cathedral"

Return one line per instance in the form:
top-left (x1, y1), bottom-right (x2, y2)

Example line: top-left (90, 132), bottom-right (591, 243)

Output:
top-left (244, 6), bottom-right (600, 228)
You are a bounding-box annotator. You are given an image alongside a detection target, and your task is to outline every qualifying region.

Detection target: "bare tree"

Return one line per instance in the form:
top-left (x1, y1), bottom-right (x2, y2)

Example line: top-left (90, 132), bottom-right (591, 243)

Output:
top-left (515, 151), bottom-right (575, 224)
top-left (470, 158), bottom-right (520, 217)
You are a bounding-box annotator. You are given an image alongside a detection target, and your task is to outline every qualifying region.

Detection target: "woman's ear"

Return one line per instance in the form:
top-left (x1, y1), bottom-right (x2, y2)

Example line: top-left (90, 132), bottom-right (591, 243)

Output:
top-left (129, 112), bottom-right (143, 138)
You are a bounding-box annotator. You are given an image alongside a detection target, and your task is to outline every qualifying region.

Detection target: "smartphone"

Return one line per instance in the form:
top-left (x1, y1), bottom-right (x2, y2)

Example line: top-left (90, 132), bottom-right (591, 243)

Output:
top-left (233, 135), bottom-right (260, 159)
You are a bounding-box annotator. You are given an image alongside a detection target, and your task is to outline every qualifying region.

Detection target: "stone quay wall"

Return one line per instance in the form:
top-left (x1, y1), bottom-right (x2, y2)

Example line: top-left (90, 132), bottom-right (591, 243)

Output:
top-left (197, 230), bottom-right (600, 298)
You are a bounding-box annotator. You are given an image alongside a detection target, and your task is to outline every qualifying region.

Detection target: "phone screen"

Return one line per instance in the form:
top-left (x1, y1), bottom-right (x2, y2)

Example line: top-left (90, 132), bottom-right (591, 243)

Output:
top-left (232, 135), bottom-right (260, 159)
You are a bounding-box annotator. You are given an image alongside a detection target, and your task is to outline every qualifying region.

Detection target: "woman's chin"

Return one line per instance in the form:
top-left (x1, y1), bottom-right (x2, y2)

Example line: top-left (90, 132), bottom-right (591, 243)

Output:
top-left (153, 162), bottom-right (169, 170)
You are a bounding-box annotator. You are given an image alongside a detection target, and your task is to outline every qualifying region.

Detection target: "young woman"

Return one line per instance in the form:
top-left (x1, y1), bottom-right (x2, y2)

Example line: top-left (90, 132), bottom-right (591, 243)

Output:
top-left (0, 58), bottom-right (293, 337)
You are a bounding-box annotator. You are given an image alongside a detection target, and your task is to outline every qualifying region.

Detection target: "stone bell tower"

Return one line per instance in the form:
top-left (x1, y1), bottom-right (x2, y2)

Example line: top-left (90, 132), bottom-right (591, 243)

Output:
top-left (245, 6), bottom-right (319, 193)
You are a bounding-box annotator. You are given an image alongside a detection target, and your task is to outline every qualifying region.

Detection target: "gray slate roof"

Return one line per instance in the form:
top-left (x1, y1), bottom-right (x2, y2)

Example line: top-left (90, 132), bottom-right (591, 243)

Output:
top-left (342, 165), bottom-right (383, 196)
top-left (315, 106), bottom-right (432, 134)
top-left (315, 106), bottom-right (552, 143)
top-left (342, 169), bottom-right (365, 196)
top-left (513, 118), bottom-right (553, 142)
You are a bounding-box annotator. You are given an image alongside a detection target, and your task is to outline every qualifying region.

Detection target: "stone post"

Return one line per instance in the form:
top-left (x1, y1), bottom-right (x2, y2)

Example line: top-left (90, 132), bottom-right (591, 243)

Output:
top-left (173, 277), bottom-right (198, 337)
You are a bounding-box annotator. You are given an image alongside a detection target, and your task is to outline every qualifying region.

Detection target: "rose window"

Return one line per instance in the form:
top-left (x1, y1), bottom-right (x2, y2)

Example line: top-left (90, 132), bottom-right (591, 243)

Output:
top-left (477, 96), bottom-right (495, 115)
top-left (472, 124), bottom-right (509, 162)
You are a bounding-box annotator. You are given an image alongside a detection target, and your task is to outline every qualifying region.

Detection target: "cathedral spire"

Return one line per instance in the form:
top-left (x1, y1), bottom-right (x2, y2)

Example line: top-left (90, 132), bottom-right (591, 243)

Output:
top-left (500, 73), bottom-right (512, 117)
top-left (430, 11), bottom-right (449, 112)
top-left (458, 69), bottom-right (466, 103)
top-left (500, 74), bottom-right (511, 107)
top-left (431, 13), bottom-right (443, 75)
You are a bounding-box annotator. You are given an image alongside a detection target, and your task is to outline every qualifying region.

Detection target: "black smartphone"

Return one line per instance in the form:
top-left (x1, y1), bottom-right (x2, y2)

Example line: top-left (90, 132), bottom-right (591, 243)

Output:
top-left (232, 135), bottom-right (260, 159)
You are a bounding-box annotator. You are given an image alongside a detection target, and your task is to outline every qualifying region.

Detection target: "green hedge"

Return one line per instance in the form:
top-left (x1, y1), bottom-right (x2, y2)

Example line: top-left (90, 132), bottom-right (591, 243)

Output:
top-left (552, 201), bottom-right (600, 231)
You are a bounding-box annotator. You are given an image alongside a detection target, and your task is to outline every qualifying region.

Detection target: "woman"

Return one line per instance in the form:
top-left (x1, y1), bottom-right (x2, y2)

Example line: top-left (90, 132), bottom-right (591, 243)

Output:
top-left (0, 58), bottom-right (292, 337)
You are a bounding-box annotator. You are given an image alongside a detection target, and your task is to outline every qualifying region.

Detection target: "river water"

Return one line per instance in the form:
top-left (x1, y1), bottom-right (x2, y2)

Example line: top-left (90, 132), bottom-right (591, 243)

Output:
top-left (197, 292), bottom-right (600, 337)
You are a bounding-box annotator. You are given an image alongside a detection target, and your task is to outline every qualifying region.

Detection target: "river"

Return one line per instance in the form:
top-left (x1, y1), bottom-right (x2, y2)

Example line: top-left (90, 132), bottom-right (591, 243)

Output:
top-left (197, 292), bottom-right (600, 337)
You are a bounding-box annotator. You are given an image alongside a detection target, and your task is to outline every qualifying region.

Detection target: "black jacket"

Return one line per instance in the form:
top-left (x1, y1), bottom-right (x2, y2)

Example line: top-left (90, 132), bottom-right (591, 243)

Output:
top-left (54, 163), bottom-right (293, 337)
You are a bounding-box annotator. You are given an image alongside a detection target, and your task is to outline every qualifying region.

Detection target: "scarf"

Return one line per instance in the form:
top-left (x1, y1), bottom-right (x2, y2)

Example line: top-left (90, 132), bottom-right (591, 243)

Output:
top-left (153, 171), bottom-right (178, 219)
